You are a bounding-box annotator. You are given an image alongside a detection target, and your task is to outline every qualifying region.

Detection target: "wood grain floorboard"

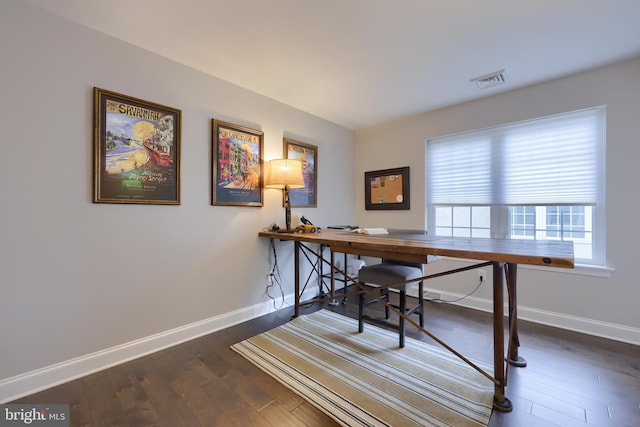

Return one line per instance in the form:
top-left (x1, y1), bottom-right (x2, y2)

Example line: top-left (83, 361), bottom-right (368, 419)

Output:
top-left (11, 288), bottom-right (640, 426)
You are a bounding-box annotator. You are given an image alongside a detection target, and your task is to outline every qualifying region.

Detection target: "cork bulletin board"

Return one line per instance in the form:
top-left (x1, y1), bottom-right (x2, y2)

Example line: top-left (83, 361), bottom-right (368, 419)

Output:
top-left (364, 166), bottom-right (410, 210)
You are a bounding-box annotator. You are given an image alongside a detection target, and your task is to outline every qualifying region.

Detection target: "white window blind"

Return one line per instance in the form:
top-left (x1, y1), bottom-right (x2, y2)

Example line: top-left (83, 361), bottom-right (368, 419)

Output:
top-left (426, 107), bottom-right (606, 206)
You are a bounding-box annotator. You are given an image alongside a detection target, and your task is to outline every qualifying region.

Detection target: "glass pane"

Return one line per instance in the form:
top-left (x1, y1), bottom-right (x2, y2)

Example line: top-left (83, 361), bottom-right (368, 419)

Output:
top-left (472, 206), bottom-right (490, 228)
top-left (453, 207), bottom-right (470, 227)
top-left (452, 228), bottom-right (470, 238)
top-left (574, 238), bottom-right (592, 259)
top-left (472, 228), bottom-right (491, 238)
top-left (435, 207), bottom-right (452, 227)
top-left (510, 206), bottom-right (535, 237)
top-left (432, 203), bottom-right (594, 263)
top-left (435, 227), bottom-right (452, 236)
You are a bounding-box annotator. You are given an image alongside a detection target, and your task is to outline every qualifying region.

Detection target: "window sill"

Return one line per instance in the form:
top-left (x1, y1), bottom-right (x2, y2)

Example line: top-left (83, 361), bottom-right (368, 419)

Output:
top-left (519, 263), bottom-right (614, 278)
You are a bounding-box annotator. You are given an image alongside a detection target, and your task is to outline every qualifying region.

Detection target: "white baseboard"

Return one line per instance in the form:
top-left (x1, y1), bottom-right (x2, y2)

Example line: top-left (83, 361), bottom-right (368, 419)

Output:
top-left (414, 287), bottom-right (640, 346)
top-left (0, 289), bottom-right (311, 404)
top-left (4, 285), bottom-right (636, 403)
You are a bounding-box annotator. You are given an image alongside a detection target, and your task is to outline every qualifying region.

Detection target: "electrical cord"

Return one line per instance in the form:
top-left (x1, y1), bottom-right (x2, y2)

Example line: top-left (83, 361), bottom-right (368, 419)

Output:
top-left (266, 238), bottom-right (286, 309)
top-left (425, 277), bottom-right (485, 304)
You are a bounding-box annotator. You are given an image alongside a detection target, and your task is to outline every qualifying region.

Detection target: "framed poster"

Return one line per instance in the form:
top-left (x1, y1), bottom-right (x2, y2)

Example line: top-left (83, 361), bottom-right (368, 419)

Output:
top-left (284, 138), bottom-right (317, 207)
top-left (365, 166), bottom-right (410, 210)
top-left (212, 119), bottom-right (264, 206)
top-left (93, 87), bottom-right (181, 204)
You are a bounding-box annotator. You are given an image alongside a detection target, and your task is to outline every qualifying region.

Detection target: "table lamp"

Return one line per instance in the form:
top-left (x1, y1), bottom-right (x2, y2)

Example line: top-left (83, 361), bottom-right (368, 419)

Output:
top-left (264, 159), bottom-right (305, 232)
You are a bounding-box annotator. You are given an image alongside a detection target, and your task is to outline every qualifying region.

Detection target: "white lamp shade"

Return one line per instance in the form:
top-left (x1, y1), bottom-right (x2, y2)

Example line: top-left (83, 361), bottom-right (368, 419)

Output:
top-left (264, 159), bottom-right (305, 188)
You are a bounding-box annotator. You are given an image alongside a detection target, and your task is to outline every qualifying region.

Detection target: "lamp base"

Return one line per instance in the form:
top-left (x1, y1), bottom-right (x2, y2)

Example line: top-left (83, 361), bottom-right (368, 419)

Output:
top-left (284, 186), bottom-right (292, 232)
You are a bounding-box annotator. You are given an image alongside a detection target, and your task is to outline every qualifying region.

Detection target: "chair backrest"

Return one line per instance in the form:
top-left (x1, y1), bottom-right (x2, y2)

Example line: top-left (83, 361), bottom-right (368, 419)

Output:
top-left (382, 229), bottom-right (428, 269)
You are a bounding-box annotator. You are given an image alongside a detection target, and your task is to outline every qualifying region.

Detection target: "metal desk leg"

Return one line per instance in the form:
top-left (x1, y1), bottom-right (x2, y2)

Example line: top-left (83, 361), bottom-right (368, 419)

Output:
top-left (294, 240), bottom-right (300, 318)
top-left (328, 251), bottom-right (339, 306)
top-left (493, 262), bottom-right (513, 412)
top-left (506, 263), bottom-right (526, 367)
top-left (343, 252), bottom-right (349, 300)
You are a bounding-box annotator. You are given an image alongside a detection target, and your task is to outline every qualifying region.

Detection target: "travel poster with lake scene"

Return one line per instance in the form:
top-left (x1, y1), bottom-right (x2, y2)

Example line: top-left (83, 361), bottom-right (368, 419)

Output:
top-left (93, 88), bottom-right (181, 204)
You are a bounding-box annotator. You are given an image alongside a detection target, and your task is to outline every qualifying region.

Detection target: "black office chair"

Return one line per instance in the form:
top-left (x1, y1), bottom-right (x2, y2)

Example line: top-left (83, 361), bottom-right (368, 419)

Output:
top-left (357, 229), bottom-right (426, 348)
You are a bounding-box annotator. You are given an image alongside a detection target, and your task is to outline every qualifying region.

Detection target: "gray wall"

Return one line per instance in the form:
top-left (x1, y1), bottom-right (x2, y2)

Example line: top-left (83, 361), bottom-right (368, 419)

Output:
top-left (0, 1), bottom-right (354, 399)
top-left (2, 0), bottom-right (638, 403)
top-left (354, 57), bottom-right (640, 342)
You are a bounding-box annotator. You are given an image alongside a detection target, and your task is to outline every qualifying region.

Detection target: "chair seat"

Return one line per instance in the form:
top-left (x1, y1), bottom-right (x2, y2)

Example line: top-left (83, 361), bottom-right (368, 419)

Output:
top-left (357, 228), bottom-right (428, 348)
top-left (358, 263), bottom-right (424, 348)
top-left (358, 264), bottom-right (423, 288)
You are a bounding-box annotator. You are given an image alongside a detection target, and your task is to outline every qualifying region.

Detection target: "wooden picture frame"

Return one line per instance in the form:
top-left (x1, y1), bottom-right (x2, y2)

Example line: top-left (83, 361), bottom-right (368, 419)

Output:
top-left (284, 138), bottom-right (317, 207)
top-left (211, 119), bottom-right (264, 206)
top-left (93, 87), bottom-right (181, 204)
top-left (365, 166), bottom-right (410, 210)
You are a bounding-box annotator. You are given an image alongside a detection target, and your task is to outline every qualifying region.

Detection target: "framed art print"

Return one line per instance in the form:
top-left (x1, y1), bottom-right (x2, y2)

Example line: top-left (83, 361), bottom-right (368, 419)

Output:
top-left (212, 119), bottom-right (264, 206)
top-left (93, 87), bottom-right (181, 204)
top-left (284, 138), bottom-right (317, 207)
top-left (365, 166), bottom-right (410, 210)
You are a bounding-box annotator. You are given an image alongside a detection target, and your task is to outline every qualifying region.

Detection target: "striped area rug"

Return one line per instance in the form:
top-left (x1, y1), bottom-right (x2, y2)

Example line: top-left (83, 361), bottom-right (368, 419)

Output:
top-left (231, 309), bottom-right (494, 427)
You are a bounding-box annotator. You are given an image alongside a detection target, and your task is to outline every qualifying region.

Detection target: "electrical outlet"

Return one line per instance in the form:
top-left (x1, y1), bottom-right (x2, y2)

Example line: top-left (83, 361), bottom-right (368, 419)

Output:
top-left (478, 269), bottom-right (486, 282)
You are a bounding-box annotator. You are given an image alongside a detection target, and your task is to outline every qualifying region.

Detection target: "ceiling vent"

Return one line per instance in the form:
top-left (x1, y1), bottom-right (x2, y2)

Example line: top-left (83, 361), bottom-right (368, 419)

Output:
top-left (470, 70), bottom-right (507, 90)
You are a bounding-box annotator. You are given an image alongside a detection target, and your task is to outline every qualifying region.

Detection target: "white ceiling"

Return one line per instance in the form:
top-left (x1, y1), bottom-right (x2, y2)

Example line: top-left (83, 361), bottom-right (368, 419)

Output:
top-left (21, 0), bottom-right (640, 130)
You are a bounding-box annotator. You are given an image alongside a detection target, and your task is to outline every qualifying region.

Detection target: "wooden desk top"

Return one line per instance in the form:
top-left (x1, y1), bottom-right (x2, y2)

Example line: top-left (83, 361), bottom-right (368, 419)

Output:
top-left (259, 229), bottom-right (575, 269)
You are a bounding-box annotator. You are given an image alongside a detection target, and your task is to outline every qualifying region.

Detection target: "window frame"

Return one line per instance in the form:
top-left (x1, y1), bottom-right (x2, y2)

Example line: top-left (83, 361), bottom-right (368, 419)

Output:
top-left (425, 106), bottom-right (606, 267)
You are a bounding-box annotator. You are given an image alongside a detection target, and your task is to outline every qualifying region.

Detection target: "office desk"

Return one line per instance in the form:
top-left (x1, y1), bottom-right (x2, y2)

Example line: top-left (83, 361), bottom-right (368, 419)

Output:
top-left (258, 229), bottom-right (574, 411)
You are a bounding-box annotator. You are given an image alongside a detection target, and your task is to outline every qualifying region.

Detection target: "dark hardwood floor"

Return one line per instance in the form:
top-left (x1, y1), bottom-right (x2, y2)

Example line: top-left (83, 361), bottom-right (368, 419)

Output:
top-left (12, 288), bottom-right (640, 426)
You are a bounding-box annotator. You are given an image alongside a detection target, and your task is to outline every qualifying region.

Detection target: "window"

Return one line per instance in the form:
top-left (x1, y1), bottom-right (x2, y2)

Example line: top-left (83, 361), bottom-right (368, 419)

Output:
top-left (426, 106), bottom-right (605, 265)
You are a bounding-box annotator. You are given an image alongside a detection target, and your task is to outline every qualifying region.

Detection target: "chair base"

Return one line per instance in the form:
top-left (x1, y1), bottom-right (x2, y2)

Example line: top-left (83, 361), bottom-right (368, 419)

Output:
top-left (358, 281), bottom-right (424, 348)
